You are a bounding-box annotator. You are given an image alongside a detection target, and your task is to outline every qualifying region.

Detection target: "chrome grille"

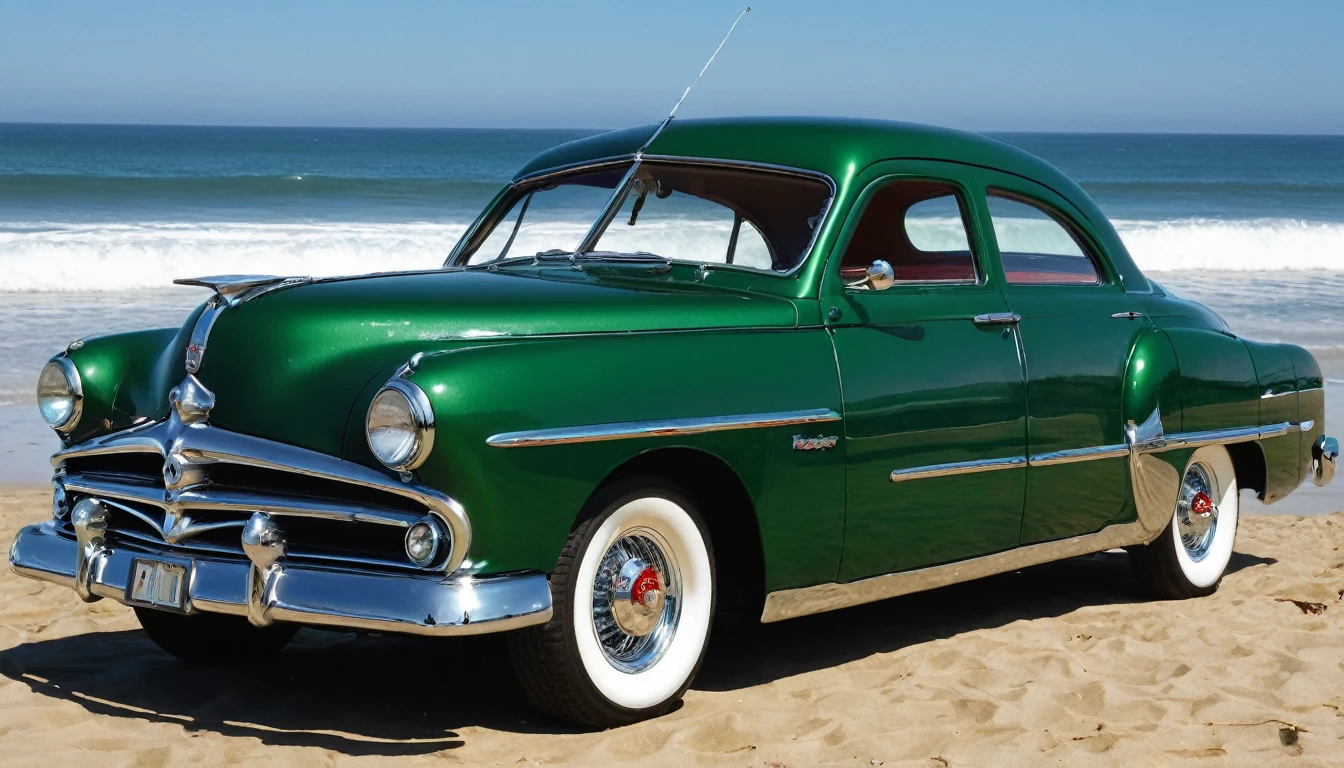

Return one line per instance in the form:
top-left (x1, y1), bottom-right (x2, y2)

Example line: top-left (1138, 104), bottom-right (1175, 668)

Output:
top-left (51, 414), bottom-right (471, 575)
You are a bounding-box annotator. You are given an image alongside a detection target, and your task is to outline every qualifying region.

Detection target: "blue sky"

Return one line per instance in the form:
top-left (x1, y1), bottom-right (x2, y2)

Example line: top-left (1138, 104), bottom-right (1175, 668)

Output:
top-left (2, 0), bottom-right (1341, 133)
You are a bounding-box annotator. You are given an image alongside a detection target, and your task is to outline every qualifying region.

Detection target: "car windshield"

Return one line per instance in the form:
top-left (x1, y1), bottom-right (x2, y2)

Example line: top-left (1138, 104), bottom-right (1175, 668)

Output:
top-left (455, 160), bottom-right (833, 273)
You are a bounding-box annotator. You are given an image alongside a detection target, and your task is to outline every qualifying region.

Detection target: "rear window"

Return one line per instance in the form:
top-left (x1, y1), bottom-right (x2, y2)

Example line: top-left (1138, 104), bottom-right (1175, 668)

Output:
top-left (986, 193), bottom-right (1101, 285)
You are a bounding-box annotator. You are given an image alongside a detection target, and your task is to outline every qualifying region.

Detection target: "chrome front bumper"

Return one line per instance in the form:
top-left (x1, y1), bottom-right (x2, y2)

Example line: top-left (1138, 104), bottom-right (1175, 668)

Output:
top-left (1313, 435), bottom-right (1338, 487)
top-left (10, 520), bottom-right (553, 636)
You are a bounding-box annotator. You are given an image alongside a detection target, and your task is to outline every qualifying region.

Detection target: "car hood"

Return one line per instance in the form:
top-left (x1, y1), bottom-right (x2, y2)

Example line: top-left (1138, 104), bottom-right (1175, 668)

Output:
top-left (188, 268), bottom-right (798, 456)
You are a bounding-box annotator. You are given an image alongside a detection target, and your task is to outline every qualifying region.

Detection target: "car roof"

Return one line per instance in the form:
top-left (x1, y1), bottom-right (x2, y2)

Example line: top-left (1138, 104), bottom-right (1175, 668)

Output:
top-left (515, 117), bottom-right (1059, 187)
top-left (511, 117), bottom-right (1150, 293)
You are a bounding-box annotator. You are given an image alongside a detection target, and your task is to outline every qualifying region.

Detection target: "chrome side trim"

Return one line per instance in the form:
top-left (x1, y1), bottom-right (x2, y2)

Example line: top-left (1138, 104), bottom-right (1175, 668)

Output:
top-left (53, 410), bottom-right (472, 575)
top-left (9, 522), bottom-right (552, 637)
top-left (1028, 444), bottom-right (1129, 467)
top-left (1154, 422), bottom-right (1292, 451)
top-left (761, 518), bottom-right (1156, 623)
top-left (767, 413), bottom-right (1316, 622)
top-left (1261, 388), bottom-right (1296, 399)
top-left (1300, 419), bottom-right (1316, 432)
top-left (486, 408), bottom-right (841, 448)
top-left (888, 456), bottom-right (1025, 483)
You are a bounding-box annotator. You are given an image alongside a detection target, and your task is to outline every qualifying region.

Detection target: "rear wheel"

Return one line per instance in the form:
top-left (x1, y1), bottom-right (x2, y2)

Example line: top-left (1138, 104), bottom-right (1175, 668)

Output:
top-left (508, 477), bottom-right (715, 728)
top-left (135, 607), bottom-right (297, 665)
top-left (1128, 445), bottom-right (1239, 599)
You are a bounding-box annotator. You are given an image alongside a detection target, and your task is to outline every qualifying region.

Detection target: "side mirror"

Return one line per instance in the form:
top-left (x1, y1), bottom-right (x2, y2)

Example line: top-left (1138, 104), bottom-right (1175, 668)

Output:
top-left (846, 260), bottom-right (895, 292)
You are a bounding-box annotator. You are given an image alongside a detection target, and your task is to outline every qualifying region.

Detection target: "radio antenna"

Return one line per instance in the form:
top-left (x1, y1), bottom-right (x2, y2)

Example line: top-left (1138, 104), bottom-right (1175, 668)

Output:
top-left (639, 6), bottom-right (750, 155)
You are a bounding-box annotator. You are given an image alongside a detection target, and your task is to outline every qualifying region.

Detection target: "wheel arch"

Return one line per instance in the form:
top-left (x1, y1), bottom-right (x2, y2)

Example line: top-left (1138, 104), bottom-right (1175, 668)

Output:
top-left (1225, 440), bottom-right (1267, 500)
top-left (591, 446), bottom-right (765, 621)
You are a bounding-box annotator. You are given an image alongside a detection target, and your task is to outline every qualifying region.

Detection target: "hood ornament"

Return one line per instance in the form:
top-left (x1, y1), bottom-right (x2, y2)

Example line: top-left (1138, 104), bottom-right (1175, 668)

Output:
top-left (175, 274), bottom-right (310, 373)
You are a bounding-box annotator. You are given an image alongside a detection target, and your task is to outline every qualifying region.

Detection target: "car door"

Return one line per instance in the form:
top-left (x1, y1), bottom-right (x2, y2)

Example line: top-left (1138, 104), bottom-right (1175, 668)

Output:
top-left (825, 161), bottom-right (1029, 581)
top-left (974, 170), bottom-right (1152, 544)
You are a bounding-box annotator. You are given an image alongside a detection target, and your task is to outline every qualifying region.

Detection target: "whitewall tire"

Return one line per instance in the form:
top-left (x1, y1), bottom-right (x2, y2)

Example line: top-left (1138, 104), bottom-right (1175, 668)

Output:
top-left (1129, 445), bottom-right (1239, 598)
top-left (508, 476), bottom-right (715, 728)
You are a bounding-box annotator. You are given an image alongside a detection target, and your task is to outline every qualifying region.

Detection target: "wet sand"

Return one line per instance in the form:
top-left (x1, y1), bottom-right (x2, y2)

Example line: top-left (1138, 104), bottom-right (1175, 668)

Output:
top-left (1, 487), bottom-right (1341, 766)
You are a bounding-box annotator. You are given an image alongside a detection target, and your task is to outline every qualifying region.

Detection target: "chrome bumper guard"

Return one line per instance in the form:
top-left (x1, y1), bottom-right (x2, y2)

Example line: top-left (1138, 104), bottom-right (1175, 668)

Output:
top-left (10, 520), bottom-right (553, 636)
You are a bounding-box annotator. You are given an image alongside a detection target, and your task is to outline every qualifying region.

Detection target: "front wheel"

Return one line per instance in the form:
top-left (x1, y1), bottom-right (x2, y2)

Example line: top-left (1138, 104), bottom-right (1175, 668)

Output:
top-left (1128, 445), bottom-right (1240, 599)
top-left (135, 606), bottom-right (298, 665)
top-left (508, 477), bottom-right (715, 728)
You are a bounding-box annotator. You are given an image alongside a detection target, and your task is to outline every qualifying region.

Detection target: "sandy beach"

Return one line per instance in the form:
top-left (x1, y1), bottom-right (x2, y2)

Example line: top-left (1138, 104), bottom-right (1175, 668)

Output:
top-left (0, 486), bottom-right (1339, 767)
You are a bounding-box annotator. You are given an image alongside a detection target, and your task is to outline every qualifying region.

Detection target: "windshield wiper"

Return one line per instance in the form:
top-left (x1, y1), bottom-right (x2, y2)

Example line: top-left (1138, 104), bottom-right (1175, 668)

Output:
top-left (570, 251), bottom-right (669, 265)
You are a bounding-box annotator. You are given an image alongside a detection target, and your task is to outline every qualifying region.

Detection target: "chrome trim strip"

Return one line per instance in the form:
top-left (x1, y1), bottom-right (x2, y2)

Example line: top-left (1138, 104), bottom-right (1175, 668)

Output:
top-left (889, 456), bottom-right (1026, 483)
top-left (53, 411), bottom-right (472, 574)
top-left (9, 522), bottom-right (552, 637)
top-left (767, 414), bottom-right (1319, 622)
top-left (1028, 443), bottom-right (1129, 467)
top-left (509, 156), bottom-right (636, 187)
top-left (487, 408), bottom-right (841, 448)
top-left (761, 518), bottom-right (1154, 623)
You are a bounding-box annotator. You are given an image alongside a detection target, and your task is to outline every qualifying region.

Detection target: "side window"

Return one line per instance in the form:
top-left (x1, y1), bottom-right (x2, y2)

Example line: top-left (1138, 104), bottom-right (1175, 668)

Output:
top-left (841, 180), bottom-right (977, 285)
top-left (986, 193), bottom-right (1101, 285)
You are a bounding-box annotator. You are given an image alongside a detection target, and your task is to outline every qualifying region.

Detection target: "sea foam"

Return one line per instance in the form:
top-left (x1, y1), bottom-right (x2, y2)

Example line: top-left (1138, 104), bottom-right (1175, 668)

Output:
top-left (0, 217), bottom-right (1341, 292)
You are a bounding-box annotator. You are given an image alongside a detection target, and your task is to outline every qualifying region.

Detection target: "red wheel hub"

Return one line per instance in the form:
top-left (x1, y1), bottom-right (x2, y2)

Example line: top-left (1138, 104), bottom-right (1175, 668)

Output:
top-left (1191, 491), bottom-right (1213, 516)
top-left (630, 567), bottom-right (660, 605)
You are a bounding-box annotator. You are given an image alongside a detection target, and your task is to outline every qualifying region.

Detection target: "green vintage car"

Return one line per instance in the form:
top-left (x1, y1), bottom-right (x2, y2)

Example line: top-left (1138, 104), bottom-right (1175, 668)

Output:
top-left (11, 117), bottom-right (1338, 728)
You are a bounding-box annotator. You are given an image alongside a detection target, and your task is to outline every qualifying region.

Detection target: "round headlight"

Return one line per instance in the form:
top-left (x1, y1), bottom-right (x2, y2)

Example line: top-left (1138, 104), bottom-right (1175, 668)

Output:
top-left (37, 358), bottom-right (82, 432)
top-left (365, 379), bottom-right (435, 471)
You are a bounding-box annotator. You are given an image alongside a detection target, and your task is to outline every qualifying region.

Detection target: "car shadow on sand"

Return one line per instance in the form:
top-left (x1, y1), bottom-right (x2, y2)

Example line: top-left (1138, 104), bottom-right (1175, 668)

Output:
top-left (0, 549), bottom-right (1274, 755)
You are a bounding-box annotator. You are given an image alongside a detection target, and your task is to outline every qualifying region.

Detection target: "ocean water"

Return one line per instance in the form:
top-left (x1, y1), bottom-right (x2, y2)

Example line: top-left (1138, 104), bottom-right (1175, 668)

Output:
top-left (0, 124), bottom-right (1341, 511)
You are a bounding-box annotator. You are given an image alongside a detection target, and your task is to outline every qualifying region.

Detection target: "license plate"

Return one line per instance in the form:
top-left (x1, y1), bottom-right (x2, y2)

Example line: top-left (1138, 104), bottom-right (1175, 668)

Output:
top-left (128, 559), bottom-right (186, 610)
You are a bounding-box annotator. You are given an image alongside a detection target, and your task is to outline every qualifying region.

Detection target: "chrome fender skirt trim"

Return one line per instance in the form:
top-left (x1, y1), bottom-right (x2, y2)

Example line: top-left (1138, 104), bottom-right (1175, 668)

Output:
top-left (486, 408), bottom-right (841, 448)
top-left (761, 518), bottom-right (1154, 623)
top-left (9, 522), bottom-right (552, 637)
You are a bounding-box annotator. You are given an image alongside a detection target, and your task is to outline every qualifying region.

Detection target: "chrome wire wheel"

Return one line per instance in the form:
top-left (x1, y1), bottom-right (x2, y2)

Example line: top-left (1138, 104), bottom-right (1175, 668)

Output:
top-left (1175, 461), bottom-right (1219, 562)
top-left (590, 526), bottom-right (682, 673)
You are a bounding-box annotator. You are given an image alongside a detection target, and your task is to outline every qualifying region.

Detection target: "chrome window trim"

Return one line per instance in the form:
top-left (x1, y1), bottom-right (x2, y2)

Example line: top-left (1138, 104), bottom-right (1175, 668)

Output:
top-left (486, 408), bottom-right (841, 448)
top-left (509, 156), bottom-right (637, 187)
top-left (448, 154), bottom-right (837, 277)
top-left (888, 456), bottom-right (1026, 483)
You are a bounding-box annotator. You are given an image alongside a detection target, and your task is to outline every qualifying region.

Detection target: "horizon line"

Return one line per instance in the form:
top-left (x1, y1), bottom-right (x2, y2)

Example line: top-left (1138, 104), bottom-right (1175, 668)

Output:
top-left (1, 119), bottom-right (1342, 139)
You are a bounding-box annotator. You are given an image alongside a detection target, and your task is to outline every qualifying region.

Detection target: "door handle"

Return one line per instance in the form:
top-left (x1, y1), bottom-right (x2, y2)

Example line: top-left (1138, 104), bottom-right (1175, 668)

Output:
top-left (1110, 311), bottom-right (1144, 320)
top-left (973, 312), bottom-right (1021, 326)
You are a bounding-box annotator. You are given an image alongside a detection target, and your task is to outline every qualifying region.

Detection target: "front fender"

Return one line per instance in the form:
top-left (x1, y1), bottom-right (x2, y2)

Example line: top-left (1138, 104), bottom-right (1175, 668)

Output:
top-left (356, 329), bottom-right (845, 589)
top-left (59, 319), bottom-right (199, 443)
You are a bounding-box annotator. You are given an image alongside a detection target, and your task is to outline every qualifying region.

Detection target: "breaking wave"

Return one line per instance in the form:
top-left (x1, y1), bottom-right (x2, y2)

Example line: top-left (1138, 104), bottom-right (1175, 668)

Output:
top-left (0, 216), bottom-right (1341, 292)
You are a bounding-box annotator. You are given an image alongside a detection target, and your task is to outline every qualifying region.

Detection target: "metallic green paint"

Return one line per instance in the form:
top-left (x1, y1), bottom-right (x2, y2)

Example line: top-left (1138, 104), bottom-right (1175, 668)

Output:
top-left (42, 117), bottom-right (1325, 602)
